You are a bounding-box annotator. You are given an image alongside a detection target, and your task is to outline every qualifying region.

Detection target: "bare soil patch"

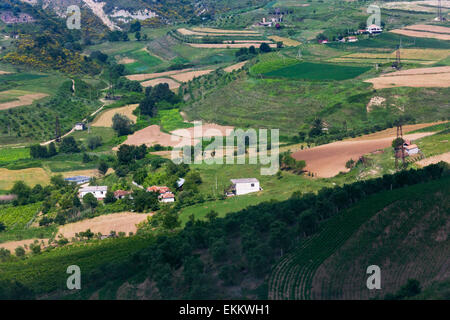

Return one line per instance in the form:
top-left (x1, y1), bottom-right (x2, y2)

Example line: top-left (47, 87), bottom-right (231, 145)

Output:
top-left (292, 131), bottom-right (435, 178)
top-left (120, 125), bottom-right (197, 148)
top-left (404, 24), bottom-right (450, 34)
top-left (57, 212), bottom-right (152, 239)
top-left (390, 29), bottom-right (450, 40)
top-left (416, 152), bottom-right (450, 167)
top-left (365, 66), bottom-right (450, 89)
top-left (0, 167), bottom-right (50, 190)
top-left (170, 70), bottom-right (214, 82)
top-left (0, 70), bottom-right (11, 75)
top-left (224, 61), bottom-right (247, 72)
top-left (170, 122), bottom-right (235, 139)
top-left (117, 57), bottom-right (137, 64)
top-left (0, 239), bottom-right (49, 253)
top-left (92, 104), bottom-right (138, 127)
top-left (126, 68), bottom-right (194, 81)
top-left (141, 78), bottom-right (180, 89)
top-left (0, 92), bottom-right (48, 110)
top-left (189, 43), bottom-right (277, 49)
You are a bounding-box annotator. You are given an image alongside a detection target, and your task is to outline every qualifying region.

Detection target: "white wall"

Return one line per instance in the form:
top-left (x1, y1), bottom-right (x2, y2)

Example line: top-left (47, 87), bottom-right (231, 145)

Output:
top-left (235, 181), bottom-right (260, 196)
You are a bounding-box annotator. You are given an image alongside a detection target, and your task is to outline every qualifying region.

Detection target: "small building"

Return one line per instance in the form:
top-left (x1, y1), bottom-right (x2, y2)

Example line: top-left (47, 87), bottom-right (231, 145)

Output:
top-left (159, 192), bottom-right (175, 203)
top-left (176, 178), bottom-right (185, 190)
top-left (347, 36), bottom-right (358, 42)
top-left (147, 186), bottom-right (171, 194)
top-left (367, 24), bottom-right (383, 34)
top-left (318, 39), bottom-right (328, 44)
top-left (65, 176), bottom-right (91, 185)
top-left (114, 190), bottom-right (132, 200)
top-left (74, 123), bottom-right (86, 131)
top-left (228, 178), bottom-right (261, 196)
top-left (404, 144), bottom-right (420, 156)
top-left (79, 186), bottom-right (108, 200)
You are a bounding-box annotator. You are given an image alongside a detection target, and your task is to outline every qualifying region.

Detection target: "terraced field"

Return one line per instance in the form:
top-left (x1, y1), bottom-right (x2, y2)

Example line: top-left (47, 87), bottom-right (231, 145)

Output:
top-left (268, 177), bottom-right (449, 300)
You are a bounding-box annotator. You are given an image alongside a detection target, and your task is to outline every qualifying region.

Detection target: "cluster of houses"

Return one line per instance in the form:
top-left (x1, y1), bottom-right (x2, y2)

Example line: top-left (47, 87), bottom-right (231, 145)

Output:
top-left (0, 12), bottom-right (35, 24)
top-left (76, 184), bottom-right (176, 203)
top-left (318, 24), bottom-right (382, 44)
top-left (257, 16), bottom-right (283, 28)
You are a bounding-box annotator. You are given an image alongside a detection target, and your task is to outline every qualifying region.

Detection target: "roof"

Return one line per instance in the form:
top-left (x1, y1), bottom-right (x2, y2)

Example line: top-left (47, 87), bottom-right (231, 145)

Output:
top-left (160, 192), bottom-right (175, 199)
top-left (404, 144), bottom-right (419, 150)
top-left (65, 176), bottom-right (91, 182)
top-left (177, 178), bottom-right (185, 188)
top-left (147, 186), bottom-right (171, 194)
top-left (114, 190), bottom-right (132, 197)
top-left (231, 178), bottom-right (259, 184)
top-left (79, 186), bottom-right (107, 192)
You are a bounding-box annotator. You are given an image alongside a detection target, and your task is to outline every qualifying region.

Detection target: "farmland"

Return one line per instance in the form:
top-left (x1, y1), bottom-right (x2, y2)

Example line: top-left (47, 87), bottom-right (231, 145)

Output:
top-left (268, 176), bottom-right (450, 300)
top-left (263, 62), bottom-right (371, 81)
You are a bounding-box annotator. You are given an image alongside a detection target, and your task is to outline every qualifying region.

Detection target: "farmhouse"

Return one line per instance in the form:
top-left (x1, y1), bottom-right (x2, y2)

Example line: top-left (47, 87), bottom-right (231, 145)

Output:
top-left (367, 24), bottom-right (383, 34)
top-left (347, 36), bottom-right (358, 42)
top-left (65, 176), bottom-right (91, 185)
top-left (404, 144), bottom-right (420, 156)
top-left (228, 178), bottom-right (261, 196)
top-left (159, 192), bottom-right (175, 203)
top-left (74, 122), bottom-right (86, 131)
top-left (79, 186), bottom-right (108, 200)
top-left (147, 186), bottom-right (171, 194)
top-left (114, 190), bottom-right (133, 199)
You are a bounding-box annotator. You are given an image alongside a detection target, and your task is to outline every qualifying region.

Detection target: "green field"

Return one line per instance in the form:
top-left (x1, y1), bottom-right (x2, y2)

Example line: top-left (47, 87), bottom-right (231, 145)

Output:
top-left (150, 109), bottom-right (193, 132)
top-left (416, 129), bottom-right (450, 157)
top-left (0, 147), bottom-right (30, 163)
top-left (263, 62), bottom-right (371, 80)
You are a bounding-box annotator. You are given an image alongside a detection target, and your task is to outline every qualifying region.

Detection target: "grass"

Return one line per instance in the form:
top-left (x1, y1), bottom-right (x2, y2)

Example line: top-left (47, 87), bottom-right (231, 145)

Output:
top-left (0, 167), bottom-right (50, 191)
top-left (0, 147), bottom-right (30, 163)
top-left (263, 62), bottom-right (371, 81)
top-left (179, 161), bottom-right (332, 225)
top-left (416, 129), bottom-right (450, 157)
top-left (150, 108), bottom-right (193, 132)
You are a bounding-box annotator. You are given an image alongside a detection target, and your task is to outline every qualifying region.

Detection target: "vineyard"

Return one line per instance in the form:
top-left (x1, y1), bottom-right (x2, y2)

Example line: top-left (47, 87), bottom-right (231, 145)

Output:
top-left (0, 235), bottom-right (155, 295)
top-left (0, 202), bottom-right (41, 230)
top-left (268, 176), bottom-right (450, 300)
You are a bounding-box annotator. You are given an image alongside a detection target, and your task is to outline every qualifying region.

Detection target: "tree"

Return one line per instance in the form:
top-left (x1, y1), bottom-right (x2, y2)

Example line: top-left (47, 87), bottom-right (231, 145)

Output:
top-left (134, 190), bottom-right (159, 212)
top-left (104, 190), bottom-right (116, 204)
top-left (10, 181), bottom-right (31, 206)
top-left (83, 193), bottom-right (98, 210)
top-left (392, 137), bottom-right (405, 149)
top-left (162, 209), bottom-right (181, 230)
top-left (135, 31), bottom-right (141, 41)
top-left (87, 136), bottom-right (103, 150)
top-left (259, 42), bottom-right (272, 53)
top-left (309, 118), bottom-right (323, 137)
top-left (59, 137), bottom-right (80, 153)
top-left (249, 45), bottom-right (256, 55)
top-left (15, 246), bottom-right (25, 257)
top-left (112, 113), bottom-right (132, 136)
top-left (30, 144), bottom-right (48, 159)
top-left (48, 142), bottom-right (57, 157)
top-left (0, 222), bottom-right (5, 232)
top-left (98, 161), bottom-right (109, 175)
top-left (130, 20), bottom-right (141, 33)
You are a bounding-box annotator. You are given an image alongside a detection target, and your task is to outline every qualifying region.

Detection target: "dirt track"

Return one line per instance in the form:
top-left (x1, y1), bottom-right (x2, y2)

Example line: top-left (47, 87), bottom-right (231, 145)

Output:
top-left (292, 124), bottom-right (440, 178)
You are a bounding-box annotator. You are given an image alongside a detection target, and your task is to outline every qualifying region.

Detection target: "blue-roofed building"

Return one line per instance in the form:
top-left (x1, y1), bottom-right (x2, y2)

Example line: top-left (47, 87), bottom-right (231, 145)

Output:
top-left (65, 176), bottom-right (91, 185)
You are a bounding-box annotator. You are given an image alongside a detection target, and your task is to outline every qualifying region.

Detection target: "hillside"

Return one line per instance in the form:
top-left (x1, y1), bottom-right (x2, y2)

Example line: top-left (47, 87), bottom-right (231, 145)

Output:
top-left (0, 163), bottom-right (448, 299)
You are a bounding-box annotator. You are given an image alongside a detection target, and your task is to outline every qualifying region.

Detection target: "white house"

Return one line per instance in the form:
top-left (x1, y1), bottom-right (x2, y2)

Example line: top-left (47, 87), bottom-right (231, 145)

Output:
top-left (74, 122), bottom-right (86, 131)
top-left (367, 24), bottom-right (383, 34)
top-left (229, 178), bottom-right (261, 196)
top-left (79, 186), bottom-right (108, 200)
top-left (404, 144), bottom-right (420, 156)
top-left (159, 192), bottom-right (175, 203)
